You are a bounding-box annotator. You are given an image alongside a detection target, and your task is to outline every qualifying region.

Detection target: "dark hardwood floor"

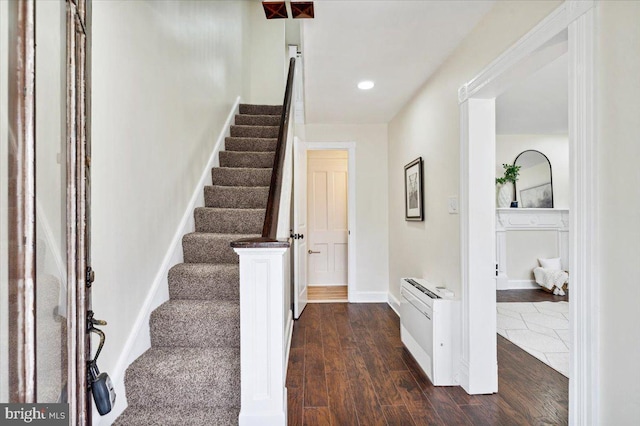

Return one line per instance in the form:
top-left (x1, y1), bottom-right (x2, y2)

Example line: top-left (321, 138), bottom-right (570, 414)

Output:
top-left (287, 303), bottom-right (568, 425)
top-left (497, 288), bottom-right (569, 303)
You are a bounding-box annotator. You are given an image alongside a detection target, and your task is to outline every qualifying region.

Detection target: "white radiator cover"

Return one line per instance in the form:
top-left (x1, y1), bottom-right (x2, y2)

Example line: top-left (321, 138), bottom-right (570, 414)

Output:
top-left (400, 278), bottom-right (461, 386)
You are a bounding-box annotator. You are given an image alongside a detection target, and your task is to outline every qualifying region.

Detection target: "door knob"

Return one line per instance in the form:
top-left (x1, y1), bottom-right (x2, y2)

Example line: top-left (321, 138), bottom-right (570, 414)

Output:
top-left (291, 233), bottom-right (305, 240)
top-left (308, 250), bottom-right (321, 254)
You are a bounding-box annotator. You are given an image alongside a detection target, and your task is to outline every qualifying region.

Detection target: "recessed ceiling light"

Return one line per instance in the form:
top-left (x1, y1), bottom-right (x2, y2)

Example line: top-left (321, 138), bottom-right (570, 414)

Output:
top-left (357, 80), bottom-right (375, 90)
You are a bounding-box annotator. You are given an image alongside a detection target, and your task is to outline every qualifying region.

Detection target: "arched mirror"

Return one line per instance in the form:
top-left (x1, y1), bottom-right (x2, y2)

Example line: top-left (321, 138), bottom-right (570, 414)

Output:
top-left (514, 150), bottom-right (553, 208)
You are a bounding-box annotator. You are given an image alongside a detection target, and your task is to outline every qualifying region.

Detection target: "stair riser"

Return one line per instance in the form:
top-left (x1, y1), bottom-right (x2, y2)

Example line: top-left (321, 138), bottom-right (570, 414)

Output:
top-left (235, 114), bottom-right (280, 126)
top-left (230, 125), bottom-right (278, 138)
top-left (225, 137), bottom-right (277, 152)
top-left (182, 236), bottom-right (239, 264)
top-left (219, 151), bottom-right (275, 168)
top-left (125, 375), bottom-right (240, 409)
top-left (150, 304), bottom-right (239, 348)
top-left (168, 265), bottom-right (239, 301)
top-left (239, 104), bottom-right (282, 116)
top-left (195, 208), bottom-right (264, 234)
top-left (205, 186), bottom-right (269, 209)
top-left (211, 168), bottom-right (272, 187)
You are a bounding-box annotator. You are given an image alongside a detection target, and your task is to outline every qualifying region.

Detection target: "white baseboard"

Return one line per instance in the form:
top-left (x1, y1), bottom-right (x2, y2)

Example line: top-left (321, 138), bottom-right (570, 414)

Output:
top-left (99, 97), bottom-right (241, 425)
top-left (457, 358), bottom-right (470, 393)
top-left (349, 291), bottom-right (388, 303)
top-left (387, 292), bottom-right (400, 316)
top-left (497, 279), bottom-right (538, 290)
top-left (307, 284), bottom-right (348, 287)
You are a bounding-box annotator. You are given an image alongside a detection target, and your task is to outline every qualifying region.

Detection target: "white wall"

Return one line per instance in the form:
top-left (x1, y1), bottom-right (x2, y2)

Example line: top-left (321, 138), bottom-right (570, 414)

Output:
top-left (300, 124), bottom-right (389, 300)
top-left (506, 230), bottom-right (559, 280)
top-left (388, 1), bottom-right (563, 300)
top-left (596, 1), bottom-right (640, 423)
top-left (247, 4), bottom-right (286, 105)
top-left (91, 0), bottom-right (253, 381)
top-left (496, 134), bottom-right (569, 209)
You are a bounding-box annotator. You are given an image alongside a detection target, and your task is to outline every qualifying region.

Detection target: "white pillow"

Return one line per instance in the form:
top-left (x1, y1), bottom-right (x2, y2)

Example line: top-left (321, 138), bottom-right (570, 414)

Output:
top-left (538, 257), bottom-right (562, 270)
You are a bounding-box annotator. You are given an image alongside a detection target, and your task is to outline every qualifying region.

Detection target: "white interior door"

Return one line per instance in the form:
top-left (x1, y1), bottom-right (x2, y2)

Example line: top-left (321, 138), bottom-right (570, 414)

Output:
top-left (307, 151), bottom-right (348, 286)
top-left (293, 139), bottom-right (308, 318)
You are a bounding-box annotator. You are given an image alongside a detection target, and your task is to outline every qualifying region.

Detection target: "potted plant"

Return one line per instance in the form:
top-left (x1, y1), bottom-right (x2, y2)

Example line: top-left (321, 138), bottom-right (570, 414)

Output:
top-left (496, 163), bottom-right (520, 208)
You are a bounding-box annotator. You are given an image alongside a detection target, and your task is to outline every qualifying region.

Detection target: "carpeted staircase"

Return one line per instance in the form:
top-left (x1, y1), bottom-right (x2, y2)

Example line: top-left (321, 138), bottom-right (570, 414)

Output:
top-left (114, 104), bottom-right (282, 425)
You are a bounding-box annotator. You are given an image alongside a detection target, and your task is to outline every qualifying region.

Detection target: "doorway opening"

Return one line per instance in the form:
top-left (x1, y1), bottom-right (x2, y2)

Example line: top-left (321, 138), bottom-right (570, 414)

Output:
top-left (459, 2), bottom-right (596, 423)
top-left (292, 141), bottom-right (356, 316)
top-left (493, 43), bottom-right (570, 419)
top-left (306, 149), bottom-right (349, 303)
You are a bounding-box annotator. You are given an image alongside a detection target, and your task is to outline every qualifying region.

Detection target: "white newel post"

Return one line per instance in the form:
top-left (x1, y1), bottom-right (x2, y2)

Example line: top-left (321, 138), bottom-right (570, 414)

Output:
top-left (234, 246), bottom-right (288, 426)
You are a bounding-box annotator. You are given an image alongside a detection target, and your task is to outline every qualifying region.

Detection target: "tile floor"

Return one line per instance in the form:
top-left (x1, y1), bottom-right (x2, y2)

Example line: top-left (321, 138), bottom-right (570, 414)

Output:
top-left (497, 301), bottom-right (570, 376)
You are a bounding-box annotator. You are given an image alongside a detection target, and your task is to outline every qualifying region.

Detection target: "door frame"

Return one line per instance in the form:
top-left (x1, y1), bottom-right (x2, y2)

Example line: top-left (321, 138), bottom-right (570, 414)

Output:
top-left (66, 0), bottom-right (93, 422)
top-left (458, 1), bottom-right (597, 424)
top-left (302, 142), bottom-right (356, 302)
top-left (6, 0), bottom-right (92, 422)
top-left (7, 0), bottom-right (37, 403)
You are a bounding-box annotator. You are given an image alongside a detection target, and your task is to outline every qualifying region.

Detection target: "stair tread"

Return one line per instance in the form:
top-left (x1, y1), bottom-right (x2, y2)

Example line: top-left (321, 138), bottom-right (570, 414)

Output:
top-left (220, 150), bottom-right (275, 155)
top-left (234, 114), bottom-right (280, 127)
top-left (170, 262), bottom-right (238, 272)
top-left (225, 138), bottom-right (277, 150)
top-left (114, 406), bottom-right (239, 426)
top-left (236, 114), bottom-right (280, 118)
top-left (230, 125), bottom-right (278, 139)
top-left (194, 207), bottom-right (265, 234)
top-left (215, 166), bottom-right (272, 171)
top-left (204, 186), bottom-right (269, 209)
top-left (168, 263), bottom-right (239, 301)
top-left (182, 233), bottom-right (258, 264)
top-left (205, 185), bottom-right (269, 189)
top-left (183, 232), bottom-right (259, 239)
top-left (153, 299), bottom-right (239, 316)
top-left (239, 104), bottom-right (282, 116)
top-left (219, 151), bottom-right (274, 168)
top-left (195, 207), bottom-right (265, 212)
top-left (125, 347), bottom-right (240, 408)
top-left (150, 300), bottom-right (239, 348)
top-left (230, 124), bottom-right (278, 129)
top-left (225, 137), bottom-right (277, 142)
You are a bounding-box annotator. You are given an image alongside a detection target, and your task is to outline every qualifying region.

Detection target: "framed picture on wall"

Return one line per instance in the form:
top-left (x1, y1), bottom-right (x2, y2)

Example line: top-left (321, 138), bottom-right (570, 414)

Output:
top-left (404, 157), bottom-right (424, 221)
top-left (520, 183), bottom-right (553, 208)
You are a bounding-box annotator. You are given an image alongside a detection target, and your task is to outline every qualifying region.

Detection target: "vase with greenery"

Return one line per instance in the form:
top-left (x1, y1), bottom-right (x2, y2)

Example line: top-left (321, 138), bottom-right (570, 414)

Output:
top-left (496, 163), bottom-right (521, 207)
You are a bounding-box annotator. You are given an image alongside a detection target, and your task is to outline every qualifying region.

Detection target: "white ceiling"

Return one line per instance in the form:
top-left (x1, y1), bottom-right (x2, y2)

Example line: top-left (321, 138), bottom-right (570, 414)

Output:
top-left (496, 53), bottom-right (568, 135)
top-left (301, 0), bottom-right (495, 124)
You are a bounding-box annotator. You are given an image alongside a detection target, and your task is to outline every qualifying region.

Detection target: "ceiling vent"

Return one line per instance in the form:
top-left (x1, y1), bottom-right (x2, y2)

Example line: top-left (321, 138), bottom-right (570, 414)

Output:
top-left (291, 2), bottom-right (314, 19)
top-left (262, 1), bottom-right (288, 19)
top-left (263, 1), bottom-right (314, 19)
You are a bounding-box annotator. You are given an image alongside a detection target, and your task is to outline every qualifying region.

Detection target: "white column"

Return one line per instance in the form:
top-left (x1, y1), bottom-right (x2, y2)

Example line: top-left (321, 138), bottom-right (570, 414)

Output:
top-left (234, 247), bottom-right (288, 426)
top-left (459, 98), bottom-right (498, 395)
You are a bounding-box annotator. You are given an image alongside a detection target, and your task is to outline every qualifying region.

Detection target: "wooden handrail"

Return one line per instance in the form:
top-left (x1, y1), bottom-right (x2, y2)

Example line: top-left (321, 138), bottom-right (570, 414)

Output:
top-left (231, 57), bottom-right (296, 248)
